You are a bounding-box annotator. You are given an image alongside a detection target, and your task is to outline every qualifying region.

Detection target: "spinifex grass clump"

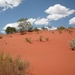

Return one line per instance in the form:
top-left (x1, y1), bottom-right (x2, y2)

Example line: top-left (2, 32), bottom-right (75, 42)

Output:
top-left (0, 52), bottom-right (30, 75)
top-left (70, 38), bottom-right (75, 50)
top-left (25, 38), bottom-right (32, 43)
top-left (45, 37), bottom-right (49, 41)
top-left (39, 36), bottom-right (43, 42)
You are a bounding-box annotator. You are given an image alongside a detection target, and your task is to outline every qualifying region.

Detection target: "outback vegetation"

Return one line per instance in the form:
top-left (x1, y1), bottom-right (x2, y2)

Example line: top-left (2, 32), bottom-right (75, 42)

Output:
top-left (0, 35), bottom-right (2, 39)
top-left (25, 38), bottom-right (32, 43)
top-left (70, 38), bottom-right (75, 50)
top-left (39, 36), bottom-right (43, 42)
top-left (0, 52), bottom-right (30, 75)
top-left (45, 37), bottom-right (49, 41)
top-left (5, 27), bottom-right (17, 34)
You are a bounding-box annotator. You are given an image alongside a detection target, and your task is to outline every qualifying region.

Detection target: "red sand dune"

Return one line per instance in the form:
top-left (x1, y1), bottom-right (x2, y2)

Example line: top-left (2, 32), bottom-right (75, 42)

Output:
top-left (0, 29), bottom-right (75, 75)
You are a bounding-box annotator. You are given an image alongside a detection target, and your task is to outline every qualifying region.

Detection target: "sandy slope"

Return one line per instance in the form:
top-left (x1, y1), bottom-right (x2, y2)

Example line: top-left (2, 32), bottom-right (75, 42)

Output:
top-left (0, 29), bottom-right (75, 75)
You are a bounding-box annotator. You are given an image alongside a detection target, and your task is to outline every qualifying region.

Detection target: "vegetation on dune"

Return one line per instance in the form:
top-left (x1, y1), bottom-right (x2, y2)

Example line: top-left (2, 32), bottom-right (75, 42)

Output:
top-left (70, 38), bottom-right (75, 50)
top-left (67, 29), bottom-right (73, 34)
top-left (18, 18), bottom-right (32, 34)
top-left (5, 27), bottom-right (17, 34)
top-left (33, 27), bottom-right (40, 31)
top-left (39, 36), bottom-right (43, 42)
top-left (57, 26), bottom-right (66, 30)
top-left (41, 27), bottom-right (48, 31)
top-left (45, 37), bottom-right (49, 41)
top-left (25, 38), bottom-right (32, 43)
top-left (28, 26), bottom-right (34, 32)
top-left (0, 35), bottom-right (3, 39)
top-left (0, 52), bottom-right (30, 75)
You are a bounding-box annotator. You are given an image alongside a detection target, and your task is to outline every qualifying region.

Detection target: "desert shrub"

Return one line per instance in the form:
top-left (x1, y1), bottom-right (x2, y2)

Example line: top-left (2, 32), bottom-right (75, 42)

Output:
top-left (33, 27), bottom-right (40, 31)
top-left (58, 30), bottom-right (62, 34)
top-left (20, 29), bottom-right (25, 35)
top-left (68, 30), bottom-right (73, 34)
top-left (10, 35), bottom-right (12, 37)
top-left (52, 31), bottom-right (54, 34)
top-left (28, 26), bottom-right (33, 32)
top-left (68, 26), bottom-right (73, 29)
top-left (45, 37), bottom-right (49, 41)
top-left (41, 27), bottom-right (48, 31)
top-left (70, 38), bottom-right (75, 50)
top-left (5, 27), bottom-right (17, 34)
top-left (57, 26), bottom-right (66, 30)
top-left (0, 36), bottom-right (2, 39)
top-left (25, 38), bottom-right (31, 43)
top-left (0, 52), bottom-right (30, 75)
top-left (39, 36), bottom-right (43, 42)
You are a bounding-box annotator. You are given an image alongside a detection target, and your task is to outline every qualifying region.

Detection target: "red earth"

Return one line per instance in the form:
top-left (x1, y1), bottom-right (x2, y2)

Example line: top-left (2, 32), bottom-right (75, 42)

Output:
top-left (0, 29), bottom-right (75, 75)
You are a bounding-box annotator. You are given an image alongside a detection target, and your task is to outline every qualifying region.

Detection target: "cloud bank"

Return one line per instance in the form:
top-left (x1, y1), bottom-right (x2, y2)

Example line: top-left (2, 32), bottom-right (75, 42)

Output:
top-left (45, 4), bottom-right (75, 20)
top-left (0, 0), bottom-right (23, 12)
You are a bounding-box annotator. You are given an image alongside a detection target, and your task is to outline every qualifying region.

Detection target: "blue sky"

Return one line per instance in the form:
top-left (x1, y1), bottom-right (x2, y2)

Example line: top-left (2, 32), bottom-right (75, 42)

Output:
top-left (0, 0), bottom-right (75, 33)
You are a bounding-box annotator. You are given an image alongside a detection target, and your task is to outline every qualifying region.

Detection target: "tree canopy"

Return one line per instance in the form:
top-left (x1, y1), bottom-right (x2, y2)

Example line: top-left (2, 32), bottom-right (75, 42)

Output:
top-left (18, 18), bottom-right (31, 32)
top-left (5, 27), bottom-right (17, 34)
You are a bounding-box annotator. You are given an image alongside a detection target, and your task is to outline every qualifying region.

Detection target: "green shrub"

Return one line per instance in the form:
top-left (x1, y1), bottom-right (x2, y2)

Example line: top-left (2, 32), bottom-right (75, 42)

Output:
top-left (28, 26), bottom-right (33, 32)
top-left (5, 27), bottom-right (17, 34)
top-left (0, 52), bottom-right (30, 75)
top-left (70, 38), bottom-right (75, 50)
top-left (0, 36), bottom-right (2, 39)
top-left (33, 27), bottom-right (40, 31)
top-left (57, 26), bottom-right (66, 30)
top-left (25, 38), bottom-right (31, 43)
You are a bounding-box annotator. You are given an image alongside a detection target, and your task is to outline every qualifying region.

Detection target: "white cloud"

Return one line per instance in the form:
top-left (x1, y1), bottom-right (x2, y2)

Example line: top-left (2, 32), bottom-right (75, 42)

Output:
top-left (47, 14), bottom-right (63, 20)
top-left (27, 18), bottom-right (36, 24)
top-left (44, 26), bottom-right (57, 30)
top-left (0, 0), bottom-right (23, 12)
top-left (34, 18), bottom-right (49, 25)
top-left (3, 22), bottom-right (19, 30)
top-left (69, 17), bottom-right (75, 25)
top-left (45, 4), bottom-right (75, 20)
top-left (0, 30), bottom-right (5, 34)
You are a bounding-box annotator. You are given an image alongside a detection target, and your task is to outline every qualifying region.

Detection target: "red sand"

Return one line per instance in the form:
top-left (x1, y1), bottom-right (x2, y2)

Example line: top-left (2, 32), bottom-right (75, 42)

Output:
top-left (0, 29), bottom-right (75, 75)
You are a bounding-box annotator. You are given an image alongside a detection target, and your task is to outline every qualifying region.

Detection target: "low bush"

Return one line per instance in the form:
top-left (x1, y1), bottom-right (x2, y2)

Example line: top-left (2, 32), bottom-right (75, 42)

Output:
top-left (28, 26), bottom-right (33, 32)
top-left (68, 30), bottom-right (73, 34)
top-left (57, 26), bottom-right (66, 30)
top-left (33, 27), bottom-right (40, 31)
top-left (25, 38), bottom-right (31, 43)
top-left (39, 36), bottom-right (43, 42)
top-left (70, 38), bottom-right (75, 50)
top-left (0, 36), bottom-right (2, 39)
top-left (0, 52), bottom-right (30, 75)
top-left (45, 37), bottom-right (49, 41)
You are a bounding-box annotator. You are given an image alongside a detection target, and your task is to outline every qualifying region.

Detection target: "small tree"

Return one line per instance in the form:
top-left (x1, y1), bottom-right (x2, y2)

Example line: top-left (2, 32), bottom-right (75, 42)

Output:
top-left (18, 18), bottom-right (31, 32)
top-left (70, 38), bottom-right (75, 50)
top-left (5, 27), bottom-right (17, 34)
